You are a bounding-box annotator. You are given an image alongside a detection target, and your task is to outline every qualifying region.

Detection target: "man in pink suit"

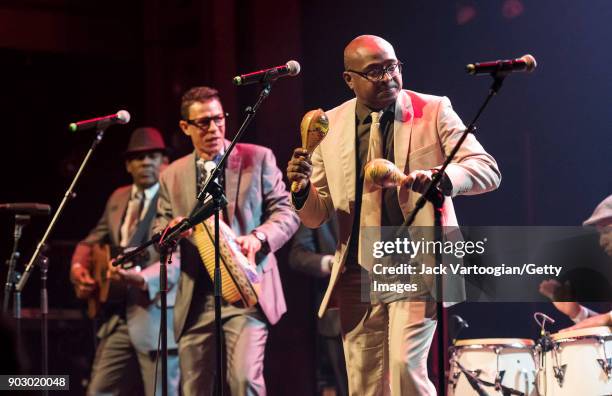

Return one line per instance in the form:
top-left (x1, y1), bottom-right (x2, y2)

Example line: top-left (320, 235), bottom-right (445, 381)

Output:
top-left (156, 86), bottom-right (299, 395)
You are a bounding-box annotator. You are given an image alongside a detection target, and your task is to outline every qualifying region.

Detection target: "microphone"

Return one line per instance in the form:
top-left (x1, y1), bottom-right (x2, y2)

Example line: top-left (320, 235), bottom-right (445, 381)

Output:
top-left (451, 314), bottom-right (469, 344)
top-left (452, 314), bottom-right (470, 329)
top-left (466, 54), bottom-right (537, 75)
top-left (0, 202), bottom-right (51, 216)
top-left (233, 60), bottom-right (301, 86)
top-left (69, 110), bottom-right (131, 132)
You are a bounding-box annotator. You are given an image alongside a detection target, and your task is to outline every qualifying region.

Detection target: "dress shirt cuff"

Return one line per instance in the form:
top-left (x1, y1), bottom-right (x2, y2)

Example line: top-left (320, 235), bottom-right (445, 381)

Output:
top-left (292, 181), bottom-right (311, 210)
top-left (571, 305), bottom-right (594, 323)
top-left (320, 255), bottom-right (334, 275)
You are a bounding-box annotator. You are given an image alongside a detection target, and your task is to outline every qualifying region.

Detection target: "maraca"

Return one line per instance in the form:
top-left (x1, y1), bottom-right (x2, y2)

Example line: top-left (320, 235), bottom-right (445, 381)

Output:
top-left (364, 158), bottom-right (407, 189)
top-left (291, 108), bottom-right (330, 193)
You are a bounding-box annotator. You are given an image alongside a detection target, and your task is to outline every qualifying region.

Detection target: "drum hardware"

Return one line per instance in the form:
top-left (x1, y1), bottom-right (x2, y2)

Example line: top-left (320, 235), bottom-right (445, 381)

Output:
top-left (494, 346), bottom-right (503, 391)
top-left (597, 358), bottom-right (612, 379)
top-left (495, 370), bottom-right (506, 392)
top-left (598, 336), bottom-right (612, 379)
top-left (449, 339), bottom-right (534, 396)
top-left (552, 363), bottom-right (567, 387)
top-left (455, 360), bottom-right (524, 396)
top-left (449, 370), bottom-right (461, 391)
top-left (539, 326), bottom-right (612, 395)
top-left (519, 368), bottom-right (531, 395)
top-left (454, 360), bottom-right (488, 396)
top-left (534, 311), bottom-right (557, 392)
top-left (550, 342), bottom-right (565, 388)
top-left (450, 315), bottom-right (470, 344)
top-left (449, 316), bottom-right (471, 393)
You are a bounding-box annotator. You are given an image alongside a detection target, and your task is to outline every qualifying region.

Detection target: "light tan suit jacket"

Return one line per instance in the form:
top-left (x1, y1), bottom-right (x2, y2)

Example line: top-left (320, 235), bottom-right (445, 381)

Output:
top-left (296, 90), bottom-right (501, 317)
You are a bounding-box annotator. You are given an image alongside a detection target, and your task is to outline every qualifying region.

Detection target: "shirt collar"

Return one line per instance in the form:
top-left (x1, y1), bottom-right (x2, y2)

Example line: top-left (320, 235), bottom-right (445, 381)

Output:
top-left (131, 182), bottom-right (159, 200)
top-left (194, 147), bottom-right (225, 165)
top-left (355, 100), bottom-right (396, 125)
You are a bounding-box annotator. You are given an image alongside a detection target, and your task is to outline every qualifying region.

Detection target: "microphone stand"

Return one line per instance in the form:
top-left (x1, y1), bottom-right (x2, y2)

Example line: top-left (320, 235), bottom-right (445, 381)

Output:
top-left (15, 123), bottom-right (110, 384)
top-left (114, 181), bottom-right (227, 396)
top-left (195, 81), bottom-right (274, 396)
top-left (3, 214), bottom-right (29, 314)
top-left (116, 82), bottom-right (275, 396)
top-left (396, 73), bottom-right (506, 395)
top-left (157, 242), bottom-right (174, 396)
top-left (3, 214), bottom-right (30, 352)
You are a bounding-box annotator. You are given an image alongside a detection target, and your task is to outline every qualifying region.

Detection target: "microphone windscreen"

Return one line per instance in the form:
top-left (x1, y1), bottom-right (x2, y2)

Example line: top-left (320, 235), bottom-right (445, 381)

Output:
top-left (117, 110), bottom-right (131, 124)
top-left (286, 60), bottom-right (301, 76)
top-left (521, 54), bottom-right (537, 72)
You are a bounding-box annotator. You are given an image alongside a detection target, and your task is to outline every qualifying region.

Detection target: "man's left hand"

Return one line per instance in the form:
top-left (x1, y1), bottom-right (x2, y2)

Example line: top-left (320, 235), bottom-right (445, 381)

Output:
top-left (403, 169), bottom-right (452, 196)
top-left (235, 234), bottom-right (262, 264)
top-left (107, 265), bottom-right (147, 290)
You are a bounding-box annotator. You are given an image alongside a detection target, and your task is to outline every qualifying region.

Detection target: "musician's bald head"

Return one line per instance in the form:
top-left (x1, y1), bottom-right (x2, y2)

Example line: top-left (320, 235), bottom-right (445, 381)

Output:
top-left (343, 35), bottom-right (397, 70)
top-left (342, 35), bottom-right (403, 110)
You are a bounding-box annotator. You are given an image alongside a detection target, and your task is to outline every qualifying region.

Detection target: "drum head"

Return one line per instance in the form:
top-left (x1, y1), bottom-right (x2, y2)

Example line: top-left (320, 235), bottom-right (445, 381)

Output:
top-left (454, 338), bottom-right (535, 348)
top-left (551, 326), bottom-right (612, 341)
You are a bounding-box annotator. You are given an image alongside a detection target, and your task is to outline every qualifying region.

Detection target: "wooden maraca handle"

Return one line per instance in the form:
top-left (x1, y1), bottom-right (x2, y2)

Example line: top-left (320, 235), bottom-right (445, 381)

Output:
top-left (291, 179), bottom-right (306, 193)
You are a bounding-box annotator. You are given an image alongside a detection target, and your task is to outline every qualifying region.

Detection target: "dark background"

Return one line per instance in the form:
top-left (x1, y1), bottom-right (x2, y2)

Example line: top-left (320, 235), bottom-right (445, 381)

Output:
top-left (1, 0), bottom-right (611, 394)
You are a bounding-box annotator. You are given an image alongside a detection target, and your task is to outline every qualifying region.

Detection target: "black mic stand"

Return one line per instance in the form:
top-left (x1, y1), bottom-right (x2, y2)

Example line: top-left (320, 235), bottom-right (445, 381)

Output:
top-left (115, 82), bottom-right (275, 396)
top-left (3, 214), bottom-right (29, 314)
top-left (194, 81), bottom-right (274, 396)
top-left (15, 123), bottom-right (110, 386)
top-left (113, 181), bottom-right (227, 396)
top-left (3, 214), bottom-right (30, 350)
top-left (156, 241), bottom-right (176, 396)
top-left (397, 74), bottom-right (506, 395)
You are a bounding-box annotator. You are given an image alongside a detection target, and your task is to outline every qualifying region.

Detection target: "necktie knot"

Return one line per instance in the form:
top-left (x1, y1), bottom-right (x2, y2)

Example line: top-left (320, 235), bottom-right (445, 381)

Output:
top-left (197, 159), bottom-right (218, 194)
top-left (370, 110), bottom-right (382, 125)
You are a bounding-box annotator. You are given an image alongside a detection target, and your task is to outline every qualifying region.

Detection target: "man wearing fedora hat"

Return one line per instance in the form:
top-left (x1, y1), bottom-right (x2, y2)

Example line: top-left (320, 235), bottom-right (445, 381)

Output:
top-left (70, 127), bottom-right (180, 396)
top-left (539, 194), bottom-right (612, 330)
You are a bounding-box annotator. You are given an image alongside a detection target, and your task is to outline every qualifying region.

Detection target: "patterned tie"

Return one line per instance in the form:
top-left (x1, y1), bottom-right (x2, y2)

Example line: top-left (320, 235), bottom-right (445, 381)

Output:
top-left (197, 159), bottom-right (218, 196)
top-left (359, 111), bottom-right (384, 270)
top-left (121, 191), bottom-right (144, 247)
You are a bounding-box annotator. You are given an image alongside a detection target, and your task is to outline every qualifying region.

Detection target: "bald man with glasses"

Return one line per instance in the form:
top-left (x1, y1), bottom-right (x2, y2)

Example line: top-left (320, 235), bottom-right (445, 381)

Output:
top-left (287, 35), bottom-right (501, 395)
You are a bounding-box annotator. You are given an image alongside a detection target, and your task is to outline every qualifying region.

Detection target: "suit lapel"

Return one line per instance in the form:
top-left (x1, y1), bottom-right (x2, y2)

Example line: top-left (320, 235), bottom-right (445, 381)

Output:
top-left (183, 152), bottom-right (197, 214)
top-left (224, 143), bottom-right (241, 225)
top-left (109, 188), bottom-right (130, 246)
top-left (337, 99), bottom-right (357, 207)
top-left (394, 90), bottom-right (414, 219)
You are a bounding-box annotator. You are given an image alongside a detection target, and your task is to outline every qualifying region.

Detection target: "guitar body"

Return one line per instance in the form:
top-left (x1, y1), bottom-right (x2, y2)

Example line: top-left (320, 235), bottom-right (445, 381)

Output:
top-left (86, 244), bottom-right (127, 319)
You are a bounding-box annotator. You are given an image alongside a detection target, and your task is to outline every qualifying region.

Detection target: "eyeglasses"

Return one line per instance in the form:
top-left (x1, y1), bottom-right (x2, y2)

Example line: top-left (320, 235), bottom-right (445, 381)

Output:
top-left (346, 62), bottom-right (403, 82)
top-left (126, 151), bottom-right (163, 162)
top-left (185, 113), bottom-right (229, 129)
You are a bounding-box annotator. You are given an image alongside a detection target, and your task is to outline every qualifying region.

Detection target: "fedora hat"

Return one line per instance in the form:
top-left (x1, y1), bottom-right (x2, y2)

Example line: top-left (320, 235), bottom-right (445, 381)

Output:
top-left (584, 195), bottom-right (612, 226)
top-left (125, 127), bottom-right (167, 156)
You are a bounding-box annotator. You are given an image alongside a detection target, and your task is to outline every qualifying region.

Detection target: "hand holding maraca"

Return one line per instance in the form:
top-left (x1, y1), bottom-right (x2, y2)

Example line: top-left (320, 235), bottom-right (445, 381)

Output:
top-left (286, 109), bottom-right (329, 193)
top-left (365, 158), bottom-right (450, 195)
